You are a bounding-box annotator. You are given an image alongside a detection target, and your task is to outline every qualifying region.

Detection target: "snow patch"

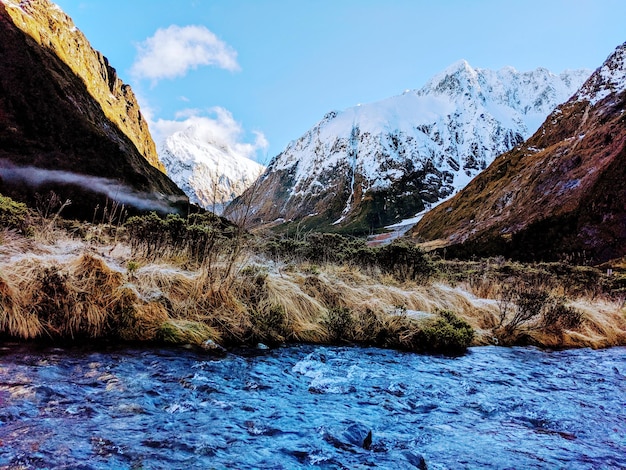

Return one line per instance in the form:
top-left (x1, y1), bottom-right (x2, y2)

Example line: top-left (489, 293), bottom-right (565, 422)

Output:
top-left (574, 43), bottom-right (626, 105)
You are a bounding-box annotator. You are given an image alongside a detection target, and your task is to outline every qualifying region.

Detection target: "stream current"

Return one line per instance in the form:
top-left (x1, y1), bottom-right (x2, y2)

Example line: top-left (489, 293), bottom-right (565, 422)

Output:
top-left (0, 344), bottom-right (624, 469)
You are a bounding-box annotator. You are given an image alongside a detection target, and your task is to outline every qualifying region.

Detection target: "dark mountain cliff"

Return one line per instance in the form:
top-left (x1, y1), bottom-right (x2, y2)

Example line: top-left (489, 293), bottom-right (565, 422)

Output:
top-left (411, 43), bottom-right (626, 264)
top-left (0, 0), bottom-right (186, 217)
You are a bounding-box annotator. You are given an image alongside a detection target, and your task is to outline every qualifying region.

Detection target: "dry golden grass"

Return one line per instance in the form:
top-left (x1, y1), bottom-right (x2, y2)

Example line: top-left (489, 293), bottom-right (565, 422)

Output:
top-left (264, 274), bottom-right (329, 343)
top-left (0, 274), bottom-right (42, 339)
top-left (453, 272), bottom-right (626, 347)
top-left (0, 222), bottom-right (624, 351)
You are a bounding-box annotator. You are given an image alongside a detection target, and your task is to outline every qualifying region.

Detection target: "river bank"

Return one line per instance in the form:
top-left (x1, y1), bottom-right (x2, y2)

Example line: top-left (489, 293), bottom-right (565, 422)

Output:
top-left (1, 212), bottom-right (624, 352)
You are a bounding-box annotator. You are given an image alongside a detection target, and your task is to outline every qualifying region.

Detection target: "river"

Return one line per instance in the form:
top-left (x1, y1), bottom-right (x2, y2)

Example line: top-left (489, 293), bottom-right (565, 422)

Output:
top-left (0, 343), bottom-right (624, 469)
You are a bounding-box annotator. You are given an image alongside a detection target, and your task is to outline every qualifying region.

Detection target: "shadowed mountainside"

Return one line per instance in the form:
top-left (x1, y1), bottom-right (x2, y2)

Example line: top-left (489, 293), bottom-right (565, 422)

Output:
top-left (0, 1), bottom-right (187, 217)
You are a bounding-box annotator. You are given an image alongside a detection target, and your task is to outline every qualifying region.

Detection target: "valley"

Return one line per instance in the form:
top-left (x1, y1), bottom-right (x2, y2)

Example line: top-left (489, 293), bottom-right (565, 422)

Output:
top-left (0, 1), bottom-right (625, 467)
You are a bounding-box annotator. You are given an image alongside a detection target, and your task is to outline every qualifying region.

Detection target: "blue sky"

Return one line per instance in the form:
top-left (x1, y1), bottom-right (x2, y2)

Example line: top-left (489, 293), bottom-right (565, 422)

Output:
top-left (55, 0), bottom-right (626, 164)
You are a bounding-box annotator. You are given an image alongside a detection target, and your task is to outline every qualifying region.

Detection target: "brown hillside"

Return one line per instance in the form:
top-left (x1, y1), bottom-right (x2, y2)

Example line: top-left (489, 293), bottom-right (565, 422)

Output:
top-left (411, 44), bottom-right (626, 264)
top-left (1, 0), bottom-right (163, 171)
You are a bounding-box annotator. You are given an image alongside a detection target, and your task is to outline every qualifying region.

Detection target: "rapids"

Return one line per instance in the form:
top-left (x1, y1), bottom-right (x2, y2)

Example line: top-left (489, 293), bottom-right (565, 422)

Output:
top-left (0, 344), bottom-right (624, 469)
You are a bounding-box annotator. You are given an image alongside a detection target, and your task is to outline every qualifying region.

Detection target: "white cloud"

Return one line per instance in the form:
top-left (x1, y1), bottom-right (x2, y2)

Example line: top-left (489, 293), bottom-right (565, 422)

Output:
top-left (131, 25), bottom-right (240, 82)
top-left (151, 107), bottom-right (268, 162)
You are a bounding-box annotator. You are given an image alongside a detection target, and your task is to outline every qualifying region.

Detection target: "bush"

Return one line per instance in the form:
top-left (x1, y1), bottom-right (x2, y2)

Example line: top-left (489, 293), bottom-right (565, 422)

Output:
top-left (323, 307), bottom-right (354, 342)
top-left (125, 212), bottom-right (232, 265)
top-left (416, 310), bottom-right (475, 353)
top-left (541, 301), bottom-right (584, 331)
top-left (376, 241), bottom-right (435, 282)
top-left (497, 283), bottom-right (584, 339)
top-left (506, 289), bottom-right (550, 334)
top-left (352, 308), bottom-right (384, 344)
top-left (261, 234), bottom-right (434, 282)
top-left (0, 193), bottom-right (29, 232)
top-left (250, 304), bottom-right (288, 345)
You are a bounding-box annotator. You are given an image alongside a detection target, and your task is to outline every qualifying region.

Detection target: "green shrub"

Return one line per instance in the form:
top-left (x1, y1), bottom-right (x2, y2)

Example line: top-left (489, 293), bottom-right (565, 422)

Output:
top-left (125, 212), bottom-right (231, 264)
top-left (352, 308), bottom-right (384, 344)
top-left (250, 304), bottom-right (288, 345)
top-left (376, 241), bottom-right (435, 282)
top-left (126, 260), bottom-right (140, 276)
top-left (497, 283), bottom-right (585, 339)
top-left (261, 234), bottom-right (434, 282)
top-left (416, 310), bottom-right (475, 353)
top-left (541, 300), bottom-right (584, 331)
top-left (323, 306), bottom-right (354, 342)
top-left (0, 193), bottom-right (29, 232)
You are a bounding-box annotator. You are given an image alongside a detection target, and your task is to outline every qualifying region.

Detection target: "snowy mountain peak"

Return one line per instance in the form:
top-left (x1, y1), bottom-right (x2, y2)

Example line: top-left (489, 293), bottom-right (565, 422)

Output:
top-left (160, 129), bottom-right (264, 214)
top-left (232, 61), bottom-right (590, 233)
top-left (420, 59), bottom-right (481, 100)
top-left (573, 42), bottom-right (626, 105)
top-left (412, 42), bottom-right (626, 264)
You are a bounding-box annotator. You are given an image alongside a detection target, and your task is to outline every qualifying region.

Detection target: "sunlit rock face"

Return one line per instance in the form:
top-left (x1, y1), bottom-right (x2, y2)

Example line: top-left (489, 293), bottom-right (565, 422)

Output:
top-left (0, 0), bottom-right (187, 217)
top-left (1, 0), bottom-right (163, 170)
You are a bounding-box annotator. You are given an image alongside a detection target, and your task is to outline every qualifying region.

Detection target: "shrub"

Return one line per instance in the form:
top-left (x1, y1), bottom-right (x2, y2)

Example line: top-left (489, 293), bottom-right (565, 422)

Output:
top-left (126, 260), bottom-right (140, 275)
top-left (0, 193), bottom-right (29, 232)
top-left (352, 308), bottom-right (384, 344)
top-left (261, 234), bottom-right (434, 282)
top-left (250, 304), bottom-right (288, 345)
top-left (504, 289), bottom-right (550, 334)
top-left (125, 212), bottom-right (231, 265)
top-left (541, 301), bottom-right (584, 331)
top-left (496, 283), bottom-right (584, 339)
top-left (323, 306), bottom-right (354, 342)
top-left (416, 310), bottom-right (475, 353)
top-left (376, 241), bottom-right (435, 282)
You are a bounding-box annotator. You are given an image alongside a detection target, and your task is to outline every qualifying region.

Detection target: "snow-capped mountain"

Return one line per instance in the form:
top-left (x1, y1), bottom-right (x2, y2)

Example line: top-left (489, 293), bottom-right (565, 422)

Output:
top-left (160, 125), bottom-right (265, 214)
top-left (412, 42), bottom-right (626, 263)
top-left (229, 61), bottom-right (589, 233)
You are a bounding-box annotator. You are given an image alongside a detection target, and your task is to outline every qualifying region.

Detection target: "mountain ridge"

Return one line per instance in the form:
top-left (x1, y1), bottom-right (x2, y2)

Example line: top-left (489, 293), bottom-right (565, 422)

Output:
top-left (228, 61), bottom-right (589, 233)
top-left (410, 42), bottom-right (626, 263)
top-left (0, 0), bottom-right (163, 171)
top-left (0, 0), bottom-right (187, 217)
top-left (159, 126), bottom-right (265, 214)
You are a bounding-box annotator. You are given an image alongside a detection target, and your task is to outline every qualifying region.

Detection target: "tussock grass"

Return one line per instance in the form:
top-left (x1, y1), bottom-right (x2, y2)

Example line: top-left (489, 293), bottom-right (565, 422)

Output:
top-left (0, 202), bottom-right (624, 352)
top-left (0, 274), bottom-right (42, 339)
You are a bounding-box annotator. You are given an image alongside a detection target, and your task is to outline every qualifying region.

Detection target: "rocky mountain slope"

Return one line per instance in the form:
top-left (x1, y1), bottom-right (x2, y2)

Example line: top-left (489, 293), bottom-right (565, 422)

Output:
top-left (0, 0), bottom-right (186, 217)
top-left (411, 42), bottom-right (626, 263)
top-left (1, 0), bottom-right (162, 171)
top-left (160, 126), bottom-right (265, 214)
top-left (229, 62), bottom-right (589, 233)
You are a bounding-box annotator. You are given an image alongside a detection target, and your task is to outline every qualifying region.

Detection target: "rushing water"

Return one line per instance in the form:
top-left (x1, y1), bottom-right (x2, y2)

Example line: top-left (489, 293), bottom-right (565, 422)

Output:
top-left (0, 343), bottom-right (624, 470)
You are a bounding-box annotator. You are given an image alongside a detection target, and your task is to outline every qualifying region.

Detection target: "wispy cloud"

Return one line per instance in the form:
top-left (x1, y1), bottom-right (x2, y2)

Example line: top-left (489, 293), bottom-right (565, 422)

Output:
top-left (0, 160), bottom-right (186, 212)
top-left (131, 25), bottom-right (240, 82)
top-left (151, 107), bottom-right (268, 162)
